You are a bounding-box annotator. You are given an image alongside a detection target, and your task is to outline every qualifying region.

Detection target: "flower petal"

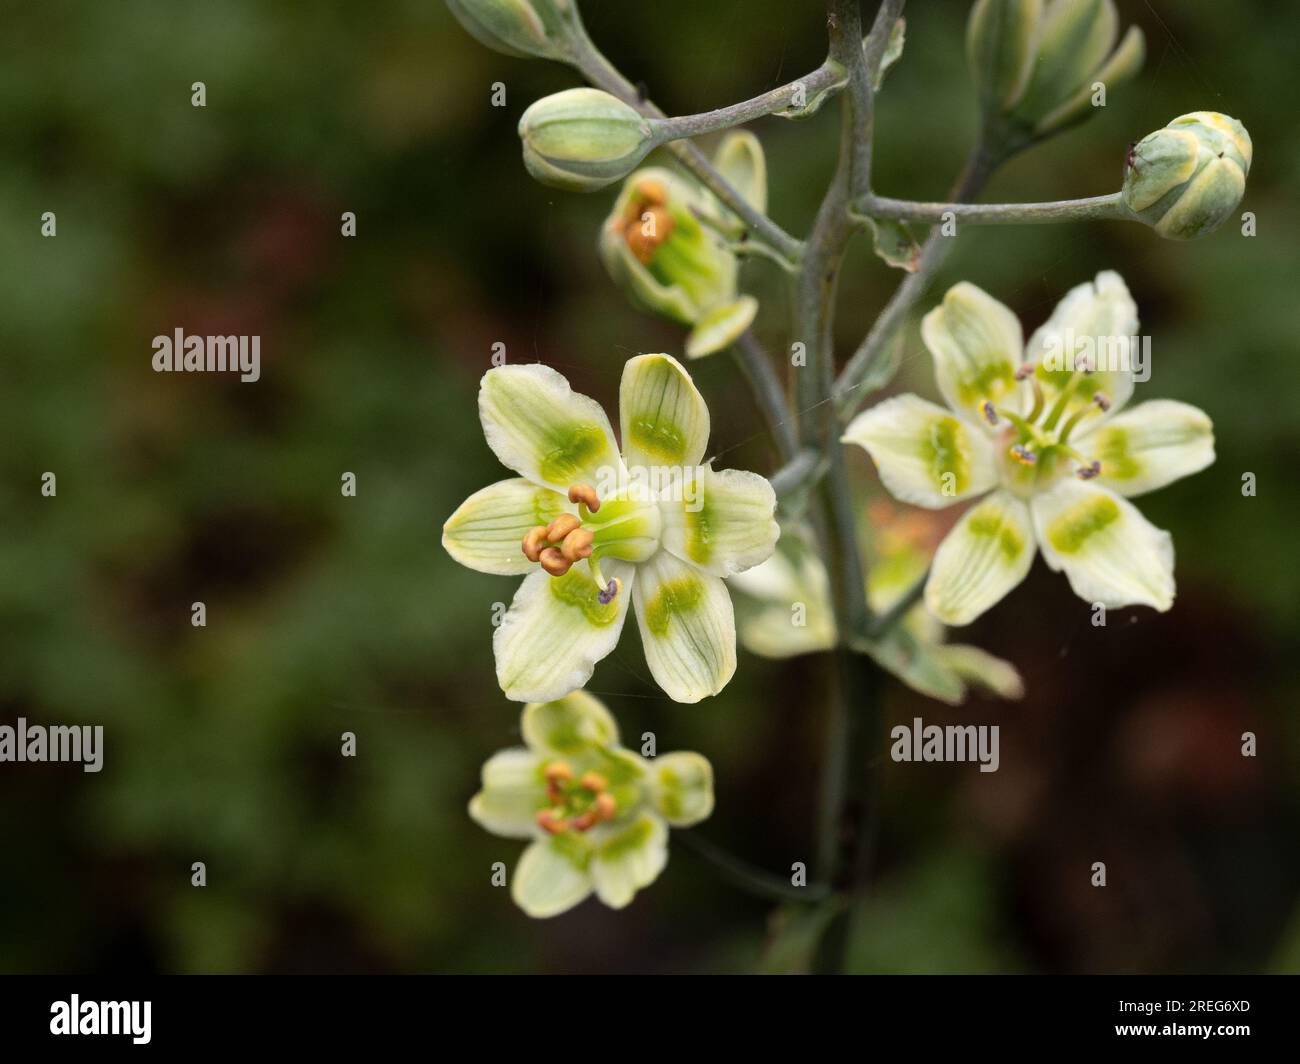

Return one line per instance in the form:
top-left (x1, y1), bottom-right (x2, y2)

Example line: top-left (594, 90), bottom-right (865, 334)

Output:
top-left (521, 691), bottom-right (620, 756)
top-left (511, 835), bottom-right (593, 919)
top-left (479, 363), bottom-right (625, 492)
top-left (589, 813), bottom-right (669, 909)
top-left (468, 748), bottom-right (546, 839)
top-left (632, 550), bottom-right (736, 703)
top-left (494, 561), bottom-right (634, 703)
top-left (684, 295), bottom-right (759, 359)
top-left (1024, 270), bottom-right (1138, 418)
top-left (920, 282), bottom-right (1024, 422)
top-left (1077, 399), bottom-right (1215, 497)
top-left (842, 394), bottom-right (998, 509)
top-left (731, 548), bottom-right (836, 659)
top-left (442, 477), bottom-right (571, 575)
top-left (659, 464), bottom-right (779, 576)
top-left (1031, 479), bottom-right (1174, 611)
top-left (648, 752), bottom-right (715, 826)
top-left (925, 490), bottom-right (1036, 625)
top-left (932, 644), bottom-right (1025, 699)
top-left (619, 352), bottom-right (710, 471)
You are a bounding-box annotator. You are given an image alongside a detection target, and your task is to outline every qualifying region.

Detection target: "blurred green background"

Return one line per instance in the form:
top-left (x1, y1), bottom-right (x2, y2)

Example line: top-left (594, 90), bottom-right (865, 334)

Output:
top-left (1, 0), bottom-right (1297, 973)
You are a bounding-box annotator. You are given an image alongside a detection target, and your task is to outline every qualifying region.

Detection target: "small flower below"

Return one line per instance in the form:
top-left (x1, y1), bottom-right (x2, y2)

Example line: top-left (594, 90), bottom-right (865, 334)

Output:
top-left (469, 691), bottom-right (714, 918)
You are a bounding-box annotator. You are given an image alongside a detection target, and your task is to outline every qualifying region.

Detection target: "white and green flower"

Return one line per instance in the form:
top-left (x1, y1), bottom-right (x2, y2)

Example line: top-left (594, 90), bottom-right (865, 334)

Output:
top-left (731, 514), bottom-right (1024, 705)
top-left (842, 271), bottom-right (1214, 625)
top-left (443, 353), bottom-right (779, 703)
top-left (469, 691), bottom-right (714, 918)
top-left (598, 134), bottom-right (764, 358)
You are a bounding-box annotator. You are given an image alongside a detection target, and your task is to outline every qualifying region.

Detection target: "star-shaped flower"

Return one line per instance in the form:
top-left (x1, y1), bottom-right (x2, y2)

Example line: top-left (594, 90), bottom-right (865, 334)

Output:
top-left (842, 271), bottom-right (1214, 624)
top-left (444, 353), bottom-right (779, 702)
top-left (469, 691), bottom-right (714, 918)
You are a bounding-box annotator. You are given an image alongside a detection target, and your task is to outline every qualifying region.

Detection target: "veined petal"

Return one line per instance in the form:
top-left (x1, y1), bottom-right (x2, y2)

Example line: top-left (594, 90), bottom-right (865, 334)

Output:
top-left (921, 282), bottom-right (1024, 422)
top-left (468, 748), bottom-right (546, 839)
top-left (632, 550), bottom-right (736, 703)
top-left (521, 691), bottom-right (620, 756)
top-left (1077, 399), bottom-right (1215, 497)
top-left (684, 296), bottom-right (759, 359)
top-left (933, 644), bottom-right (1025, 699)
top-left (659, 464), bottom-right (779, 576)
top-left (619, 353), bottom-right (710, 470)
top-left (925, 491), bottom-right (1036, 625)
top-left (1031, 479), bottom-right (1174, 611)
top-left (648, 751), bottom-right (715, 827)
top-left (1025, 270), bottom-right (1138, 418)
top-left (731, 546), bottom-right (837, 659)
top-left (442, 477), bottom-right (571, 575)
top-left (479, 363), bottom-right (625, 492)
top-left (842, 394), bottom-right (998, 509)
top-left (589, 813), bottom-right (669, 909)
top-left (511, 835), bottom-right (593, 919)
top-left (494, 561), bottom-right (634, 703)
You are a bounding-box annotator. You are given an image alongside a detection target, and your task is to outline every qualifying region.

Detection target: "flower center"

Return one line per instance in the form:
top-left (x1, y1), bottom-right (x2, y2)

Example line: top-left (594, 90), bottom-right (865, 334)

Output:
top-left (618, 179), bottom-right (675, 264)
top-left (536, 761), bottom-right (618, 835)
top-left (521, 483), bottom-right (662, 602)
top-left (980, 363), bottom-right (1112, 496)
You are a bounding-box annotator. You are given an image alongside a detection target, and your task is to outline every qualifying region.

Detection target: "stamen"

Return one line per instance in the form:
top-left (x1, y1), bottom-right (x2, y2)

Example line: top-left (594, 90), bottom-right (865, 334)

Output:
top-left (1093, 392), bottom-right (1112, 413)
top-left (1075, 352), bottom-right (1096, 374)
top-left (978, 399), bottom-right (999, 426)
top-left (593, 793), bottom-right (617, 821)
top-left (1015, 361), bottom-right (1035, 381)
top-left (535, 809), bottom-right (568, 835)
top-left (522, 526), bottom-right (549, 563)
top-left (579, 771), bottom-right (608, 793)
top-left (1009, 443), bottom-right (1037, 466)
top-left (637, 179), bottom-right (667, 206)
top-left (544, 513), bottom-right (581, 542)
top-left (625, 206), bottom-right (674, 264)
top-left (560, 527), bottom-right (594, 562)
top-left (568, 483), bottom-right (601, 513)
top-left (1076, 460), bottom-right (1102, 480)
top-left (538, 547), bottom-right (571, 576)
top-left (597, 577), bottom-right (621, 605)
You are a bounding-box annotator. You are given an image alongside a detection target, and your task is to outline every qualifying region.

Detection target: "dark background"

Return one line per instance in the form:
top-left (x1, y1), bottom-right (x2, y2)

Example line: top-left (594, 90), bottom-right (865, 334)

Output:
top-left (1, 0), bottom-right (1296, 973)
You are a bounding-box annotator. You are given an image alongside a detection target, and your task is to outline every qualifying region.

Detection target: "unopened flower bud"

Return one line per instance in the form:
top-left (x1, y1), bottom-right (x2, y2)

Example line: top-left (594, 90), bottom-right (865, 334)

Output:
top-left (518, 88), bottom-right (659, 192)
top-left (969, 0), bottom-right (1145, 140)
top-left (445, 0), bottom-right (586, 61)
top-left (1122, 111), bottom-right (1252, 240)
top-left (599, 166), bottom-right (758, 358)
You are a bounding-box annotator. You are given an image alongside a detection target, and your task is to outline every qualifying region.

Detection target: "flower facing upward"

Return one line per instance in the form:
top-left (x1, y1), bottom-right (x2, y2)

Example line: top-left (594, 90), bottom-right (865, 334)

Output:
top-left (443, 353), bottom-right (779, 703)
top-left (842, 271), bottom-right (1215, 625)
top-left (470, 692), bottom-right (713, 918)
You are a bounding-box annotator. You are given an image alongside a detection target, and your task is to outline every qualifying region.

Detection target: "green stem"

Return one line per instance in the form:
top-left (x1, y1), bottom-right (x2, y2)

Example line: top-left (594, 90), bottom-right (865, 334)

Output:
top-left (571, 38), bottom-right (805, 262)
top-left (677, 832), bottom-right (830, 904)
top-left (732, 331), bottom-right (799, 463)
top-left (654, 63), bottom-right (846, 140)
top-left (866, 565), bottom-right (928, 638)
top-left (833, 136), bottom-right (1003, 418)
top-left (855, 190), bottom-right (1128, 225)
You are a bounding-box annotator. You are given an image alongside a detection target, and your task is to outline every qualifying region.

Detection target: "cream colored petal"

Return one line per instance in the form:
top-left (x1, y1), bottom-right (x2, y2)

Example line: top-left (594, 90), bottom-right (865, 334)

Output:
top-left (684, 296), bottom-right (759, 359)
top-left (479, 363), bottom-right (625, 492)
top-left (921, 282), bottom-right (1025, 422)
top-left (842, 394), bottom-right (998, 509)
top-left (925, 491), bottom-right (1036, 625)
top-left (659, 464), bottom-right (779, 577)
top-left (632, 550), bottom-right (737, 703)
top-left (1031, 479), bottom-right (1174, 611)
top-left (493, 560), bottom-right (634, 703)
top-left (588, 813), bottom-right (669, 909)
top-left (467, 748), bottom-right (546, 839)
top-left (1077, 399), bottom-right (1215, 497)
top-left (619, 352), bottom-right (710, 471)
top-left (511, 835), bottom-right (593, 919)
top-left (521, 691), bottom-right (620, 756)
top-left (647, 751), bottom-right (715, 827)
top-left (442, 477), bottom-right (571, 575)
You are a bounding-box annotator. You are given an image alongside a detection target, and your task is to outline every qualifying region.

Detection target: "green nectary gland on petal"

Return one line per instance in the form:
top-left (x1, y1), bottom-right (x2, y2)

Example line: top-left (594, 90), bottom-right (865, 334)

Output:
top-left (683, 488), bottom-right (716, 566)
top-left (597, 815), bottom-right (655, 861)
top-left (644, 576), bottom-right (704, 637)
top-left (628, 414), bottom-right (687, 464)
top-left (925, 415), bottom-right (970, 494)
top-left (967, 503), bottom-right (1025, 561)
top-left (538, 423), bottom-right (611, 485)
top-left (549, 567), bottom-right (622, 625)
top-left (1089, 427), bottom-right (1141, 480)
top-left (957, 360), bottom-right (1015, 406)
top-left (1047, 493), bottom-right (1121, 554)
